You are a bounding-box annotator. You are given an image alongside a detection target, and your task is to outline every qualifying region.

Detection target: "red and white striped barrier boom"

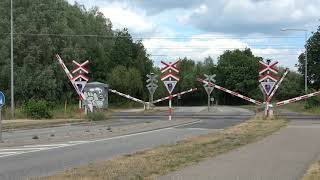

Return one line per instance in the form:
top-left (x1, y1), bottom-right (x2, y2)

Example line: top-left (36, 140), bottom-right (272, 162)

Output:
top-left (197, 78), bottom-right (262, 106)
top-left (55, 54), bottom-right (86, 100)
top-left (276, 90), bottom-right (320, 106)
top-left (267, 69), bottom-right (289, 102)
top-left (153, 88), bottom-right (198, 104)
top-left (109, 89), bottom-right (146, 105)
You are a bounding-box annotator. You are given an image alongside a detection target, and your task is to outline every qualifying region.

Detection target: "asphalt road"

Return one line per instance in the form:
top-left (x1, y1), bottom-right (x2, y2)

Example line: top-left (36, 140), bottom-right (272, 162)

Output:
top-left (2, 106), bottom-right (253, 144)
top-left (0, 106), bottom-right (254, 180)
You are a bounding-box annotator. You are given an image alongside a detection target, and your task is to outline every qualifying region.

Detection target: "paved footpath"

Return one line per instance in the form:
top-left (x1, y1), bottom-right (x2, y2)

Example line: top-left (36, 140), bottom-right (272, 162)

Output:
top-left (160, 120), bottom-right (320, 180)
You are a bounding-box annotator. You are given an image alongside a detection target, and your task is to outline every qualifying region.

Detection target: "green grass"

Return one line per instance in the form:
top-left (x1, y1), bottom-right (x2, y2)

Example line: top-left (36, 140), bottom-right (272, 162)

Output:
top-left (36, 115), bottom-right (287, 180)
top-left (278, 102), bottom-right (320, 115)
top-left (302, 161), bottom-right (320, 180)
top-left (1, 103), bottom-right (82, 120)
top-left (2, 103), bottom-right (118, 120)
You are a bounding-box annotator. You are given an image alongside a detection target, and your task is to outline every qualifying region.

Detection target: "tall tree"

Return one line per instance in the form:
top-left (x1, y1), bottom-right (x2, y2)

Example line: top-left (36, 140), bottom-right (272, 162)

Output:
top-left (0, 0), bottom-right (152, 105)
top-left (216, 48), bottom-right (261, 105)
top-left (297, 28), bottom-right (320, 90)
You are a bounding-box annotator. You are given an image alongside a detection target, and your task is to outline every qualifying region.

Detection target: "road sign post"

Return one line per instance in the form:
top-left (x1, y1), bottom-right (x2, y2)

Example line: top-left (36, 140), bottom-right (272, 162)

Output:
top-left (146, 73), bottom-right (158, 107)
top-left (259, 60), bottom-right (279, 118)
top-left (210, 97), bottom-right (215, 106)
top-left (203, 74), bottom-right (216, 112)
top-left (71, 60), bottom-right (90, 113)
top-left (0, 91), bottom-right (5, 143)
top-left (160, 60), bottom-right (180, 120)
top-left (56, 54), bottom-right (93, 113)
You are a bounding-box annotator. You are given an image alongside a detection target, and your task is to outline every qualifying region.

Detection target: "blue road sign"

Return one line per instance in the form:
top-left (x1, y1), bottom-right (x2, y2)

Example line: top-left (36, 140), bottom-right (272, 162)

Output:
top-left (0, 91), bottom-right (5, 107)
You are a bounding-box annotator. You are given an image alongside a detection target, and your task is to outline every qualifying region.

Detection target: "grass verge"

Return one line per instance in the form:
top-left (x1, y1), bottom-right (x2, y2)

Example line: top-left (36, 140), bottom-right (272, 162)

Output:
top-left (3, 119), bottom-right (88, 131)
top-left (36, 115), bottom-right (287, 180)
top-left (302, 161), bottom-right (320, 180)
top-left (278, 103), bottom-right (320, 115)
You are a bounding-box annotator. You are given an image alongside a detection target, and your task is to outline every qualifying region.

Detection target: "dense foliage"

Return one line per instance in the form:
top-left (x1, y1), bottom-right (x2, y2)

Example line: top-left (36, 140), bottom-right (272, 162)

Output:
top-left (0, 0), bottom-right (152, 106)
top-left (297, 27), bottom-right (320, 107)
top-left (22, 99), bottom-right (52, 119)
top-left (0, 0), bottom-right (306, 108)
top-left (297, 28), bottom-right (320, 90)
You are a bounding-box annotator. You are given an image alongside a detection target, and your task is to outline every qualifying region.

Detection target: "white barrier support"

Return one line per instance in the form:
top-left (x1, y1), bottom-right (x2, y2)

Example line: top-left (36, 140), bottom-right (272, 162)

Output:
top-left (267, 69), bottom-right (289, 102)
top-left (276, 90), bottom-right (320, 106)
top-left (153, 88), bottom-right (198, 104)
top-left (197, 78), bottom-right (262, 106)
top-left (109, 89), bottom-right (147, 105)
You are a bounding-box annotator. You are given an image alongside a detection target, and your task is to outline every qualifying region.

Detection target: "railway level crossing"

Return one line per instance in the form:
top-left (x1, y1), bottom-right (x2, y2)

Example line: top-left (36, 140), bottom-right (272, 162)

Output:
top-left (198, 59), bottom-right (320, 118)
top-left (56, 55), bottom-right (320, 118)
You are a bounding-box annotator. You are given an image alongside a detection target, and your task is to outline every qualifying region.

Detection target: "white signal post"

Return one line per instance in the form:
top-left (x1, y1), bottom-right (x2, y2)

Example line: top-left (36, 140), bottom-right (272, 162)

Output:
top-left (258, 60), bottom-right (279, 117)
top-left (71, 60), bottom-right (90, 111)
top-left (168, 69), bottom-right (172, 121)
top-left (203, 74), bottom-right (216, 112)
top-left (161, 60), bottom-right (180, 120)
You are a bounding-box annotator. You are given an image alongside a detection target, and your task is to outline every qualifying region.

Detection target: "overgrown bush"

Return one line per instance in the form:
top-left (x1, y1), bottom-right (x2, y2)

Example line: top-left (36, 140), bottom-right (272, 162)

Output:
top-left (22, 99), bottom-right (53, 119)
top-left (305, 94), bottom-right (320, 109)
top-left (86, 111), bottom-right (107, 121)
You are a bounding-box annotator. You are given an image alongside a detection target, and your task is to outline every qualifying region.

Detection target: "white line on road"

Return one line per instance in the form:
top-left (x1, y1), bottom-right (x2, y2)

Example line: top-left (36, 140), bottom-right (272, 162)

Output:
top-left (0, 147), bottom-right (48, 151)
top-left (23, 144), bottom-right (70, 148)
top-left (183, 128), bottom-right (223, 131)
top-left (0, 152), bottom-right (17, 155)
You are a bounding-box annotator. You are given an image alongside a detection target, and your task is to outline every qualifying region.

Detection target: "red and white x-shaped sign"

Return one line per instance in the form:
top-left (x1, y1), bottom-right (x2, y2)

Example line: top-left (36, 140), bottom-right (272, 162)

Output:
top-left (258, 74), bottom-right (278, 82)
top-left (259, 61), bottom-right (278, 75)
top-left (161, 73), bottom-right (180, 81)
top-left (161, 60), bottom-right (180, 73)
top-left (72, 60), bottom-right (89, 74)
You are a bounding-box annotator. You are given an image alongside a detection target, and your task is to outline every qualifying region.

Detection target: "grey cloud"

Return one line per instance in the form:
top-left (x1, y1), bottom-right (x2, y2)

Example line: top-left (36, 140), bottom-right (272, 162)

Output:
top-left (91, 0), bottom-right (202, 14)
top-left (74, 0), bottom-right (320, 35)
top-left (185, 0), bottom-right (320, 35)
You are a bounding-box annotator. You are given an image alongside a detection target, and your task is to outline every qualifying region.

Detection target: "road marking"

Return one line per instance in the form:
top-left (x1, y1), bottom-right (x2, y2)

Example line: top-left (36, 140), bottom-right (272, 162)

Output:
top-left (0, 152), bottom-right (17, 155)
top-left (23, 144), bottom-right (70, 148)
top-left (69, 141), bottom-right (90, 144)
top-left (0, 142), bottom-right (80, 158)
top-left (183, 128), bottom-right (210, 130)
top-left (0, 120), bottom-right (202, 159)
top-left (0, 147), bottom-right (48, 151)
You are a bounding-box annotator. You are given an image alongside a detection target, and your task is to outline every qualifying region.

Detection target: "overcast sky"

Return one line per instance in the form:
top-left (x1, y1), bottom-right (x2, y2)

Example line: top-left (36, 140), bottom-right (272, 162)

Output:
top-left (68, 0), bottom-right (320, 70)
